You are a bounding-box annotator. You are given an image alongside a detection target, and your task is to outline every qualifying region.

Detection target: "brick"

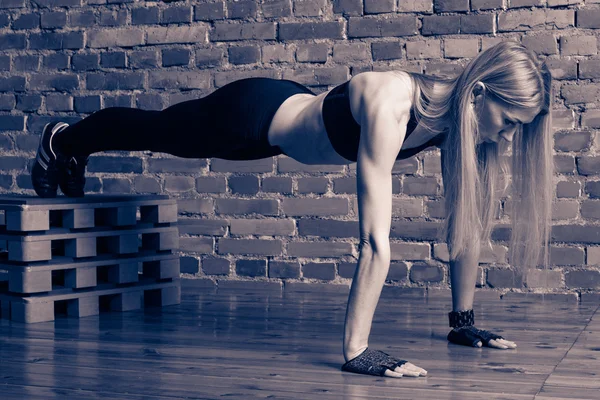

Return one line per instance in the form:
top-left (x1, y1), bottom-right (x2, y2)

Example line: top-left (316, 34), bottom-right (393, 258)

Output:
top-left (148, 71), bottom-right (210, 90)
top-left (133, 176), bottom-right (161, 193)
top-left (287, 241), bottom-right (353, 257)
top-left (165, 176), bottom-right (194, 192)
top-left (229, 45), bottom-right (260, 64)
top-left (262, 0), bottom-right (293, 18)
top-left (162, 6), bottom-right (191, 24)
top-left (179, 237), bottom-right (214, 253)
top-left (403, 176), bottom-right (440, 195)
top-left (282, 198), bottom-right (348, 216)
top-left (227, 0), bottom-right (258, 19)
top-left (577, 156), bottom-right (600, 176)
top-left (406, 40), bottom-right (442, 59)
top-left (219, 239), bottom-right (282, 256)
top-left (280, 21), bottom-right (344, 40)
top-left (546, 9), bottom-right (575, 29)
top-left (132, 7), bottom-right (160, 25)
top-left (509, 0), bottom-right (543, 7)
top-left (371, 42), bottom-right (402, 61)
top-left (235, 260), bottom-right (267, 277)
top-left (0, 33), bottom-right (26, 50)
top-left (554, 131), bottom-right (591, 152)
top-left (213, 22), bottom-right (276, 41)
top-left (269, 261), bottom-right (300, 279)
top-left (45, 94), bottom-right (72, 111)
top-left (41, 11), bottom-right (67, 29)
top-left (421, 15), bottom-right (460, 35)
top-left (587, 246), bottom-right (600, 265)
top-left (0, 94), bottom-right (15, 110)
top-left (580, 60), bottom-right (600, 80)
top-left (460, 14), bottom-right (494, 34)
top-left (547, 0), bottom-right (582, 5)
top-left (74, 95), bottom-right (101, 113)
top-left (136, 93), bottom-right (164, 110)
top-left (583, 110), bottom-right (600, 129)
top-left (194, 2), bottom-right (225, 21)
top-left (14, 55), bottom-right (40, 71)
top-left (86, 72), bottom-right (144, 91)
top-left (549, 246), bottom-right (585, 265)
top-left (298, 219), bottom-right (359, 238)
top-left (552, 224), bottom-right (600, 244)
top-left (148, 25), bottom-right (205, 45)
top-left (162, 48), bottom-right (190, 67)
top-left (560, 36), bottom-right (597, 56)
top-left (69, 10), bottom-right (95, 27)
top-left (12, 13), bottom-right (39, 30)
top-left (0, 0), bottom-right (25, 8)
top-left (577, 9), bottom-right (600, 29)
top-left (228, 175), bottom-right (258, 194)
top-left (0, 116), bottom-right (25, 131)
top-left (302, 262), bottom-right (336, 280)
top-left (332, 42), bottom-right (371, 63)
top-left (148, 158), bottom-right (208, 173)
top-left (487, 268), bottom-right (523, 288)
top-left (434, 0), bottom-right (469, 12)
top-left (202, 258), bottom-right (229, 275)
top-left (581, 200), bottom-right (600, 220)
top-left (444, 38), bottom-right (478, 59)
top-left (525, 269), bottom-right (562, 289)
top-left (211, 158), bottom-right (274, 173)
top-left (178, 219), bottom-right (227, 236)
top-left (180, 256), bottom-right (200, 274)
top-left (262, 177), bottom-right (292, 193)
top-left (195, 47), bottom-right (224, 67)
top-left (585, 181), bottom-right (600, 198)
top-left (565, 270), bottom-right (600, 289)
top-left (0, 77), bottom-right (25, 92)
top-left (562, 84), bottom-right (600, 105)
top-left (556, 180), bottom-right (580, 198)
top-left (193, 177), bottom-right (225, 194)
top-left (498, 10), bottom-right (545, 32)
top-left (215, 198), bottom-right (278, 215)
top-left (294, 0), bottom-right (327, 16)
top-left (129, 50), bottom-right (159, 69)
top-left (262, 44), bottom-right (294, 63)
top-left (87, 29), bottom-right (144, 48)
top-left (296, 177), bottom-right (327, 194)
top-left (471, 0), bottom-right (503, 10)
top-left (552, 109), bottom-right (575, 130)
top-left (71, 53), bottom-right (99, 71)
top-left (32, 0), bottom-right (81, 6)
top-left (282, 66), bottom-right (348, 86)
top-left (390, 221), bottom-right (442, 241)
top-left (410, 263), bottom-right (444, 283)
top-left (99, 9), bottom-right (127, 27)
top-left (545, 59), bottom-right (576, 80)
top-left (16, 95), bottom-right (42, 112)
top-left (30, 32), bottom-right (84, 50)
top-left (348, 16), bottom-right (417, 38)
top-left (365, 0), bottom-right (395, 13)
top-left (333, 0), bottom-right (362, 15)
top-left (522, 34), bottom-right (558, 55)
top-left (88, 156), bottom-right (142, 173)
top-left (30, 74), bottom-right (79, 91)
top-left (296, 43), bottom-right (329, 63)
top-left (101, 52), bottom-right (126, 68)
top-left (102, 94), bottom-right (132, 108)
top-left (391, 242), bottom-right (429, 261)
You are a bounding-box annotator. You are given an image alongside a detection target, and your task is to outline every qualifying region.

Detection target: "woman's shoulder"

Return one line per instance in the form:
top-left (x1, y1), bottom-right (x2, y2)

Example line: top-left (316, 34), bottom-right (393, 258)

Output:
top-left (347, 70), bottom-right (414, 124)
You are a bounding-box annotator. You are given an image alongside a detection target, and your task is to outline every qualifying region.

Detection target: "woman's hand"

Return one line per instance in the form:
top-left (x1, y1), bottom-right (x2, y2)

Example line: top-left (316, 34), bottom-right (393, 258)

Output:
top-left (447, 325), bottom-right (517, 349)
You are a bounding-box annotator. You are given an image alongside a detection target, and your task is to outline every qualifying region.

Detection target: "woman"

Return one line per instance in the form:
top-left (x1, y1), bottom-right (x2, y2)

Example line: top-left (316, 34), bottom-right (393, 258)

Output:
top-left (31, 40), bottom-right (553, 378)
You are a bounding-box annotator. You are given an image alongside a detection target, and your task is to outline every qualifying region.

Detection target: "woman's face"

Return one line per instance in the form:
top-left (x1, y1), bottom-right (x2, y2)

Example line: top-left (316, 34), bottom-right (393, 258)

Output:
top-left (472, 83), bottom-right (540, 145)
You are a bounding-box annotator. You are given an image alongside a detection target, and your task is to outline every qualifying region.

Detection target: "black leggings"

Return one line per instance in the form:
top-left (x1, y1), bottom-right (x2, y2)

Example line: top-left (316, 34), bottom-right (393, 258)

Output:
top-left (54, 78), bottom-right (315, 160)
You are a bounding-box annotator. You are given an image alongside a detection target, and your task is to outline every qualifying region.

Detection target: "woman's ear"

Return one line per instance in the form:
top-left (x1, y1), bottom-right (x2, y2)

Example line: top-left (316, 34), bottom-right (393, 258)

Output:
top-left (471, 81), bottom-right (486, 103)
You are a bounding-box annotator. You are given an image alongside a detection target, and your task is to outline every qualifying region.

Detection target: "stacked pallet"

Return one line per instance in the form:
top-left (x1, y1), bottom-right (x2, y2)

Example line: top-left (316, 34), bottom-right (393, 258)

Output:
top-left (0, 194), bottom-right (180, 323)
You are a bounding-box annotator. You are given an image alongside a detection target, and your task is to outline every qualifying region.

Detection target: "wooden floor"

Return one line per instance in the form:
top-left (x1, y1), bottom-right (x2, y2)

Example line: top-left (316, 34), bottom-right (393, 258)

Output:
top-left (0, 281), bottom-right (598, 400)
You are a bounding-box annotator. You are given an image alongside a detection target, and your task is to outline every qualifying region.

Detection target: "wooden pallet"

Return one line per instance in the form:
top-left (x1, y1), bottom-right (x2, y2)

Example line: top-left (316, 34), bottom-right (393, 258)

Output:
top-left (0, 252), bottom-right (180, 294)
top-left (0, 194), bottom-right (177, 232)
top-left (0, 278), bottom-right (181, 323)
top-left (0, 225), bottom-right (178, 262)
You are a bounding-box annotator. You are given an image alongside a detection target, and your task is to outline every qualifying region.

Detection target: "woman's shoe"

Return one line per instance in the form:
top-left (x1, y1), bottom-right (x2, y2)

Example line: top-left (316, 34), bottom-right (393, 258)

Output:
top-left (31, 122), bottom-right (70, 198)
top-left (58, 155), bottom-right (88, 197)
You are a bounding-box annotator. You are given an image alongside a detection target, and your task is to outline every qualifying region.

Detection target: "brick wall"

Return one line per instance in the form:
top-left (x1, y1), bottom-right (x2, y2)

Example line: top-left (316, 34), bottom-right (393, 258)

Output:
top-left (1, 0), bottom-right (599, 298)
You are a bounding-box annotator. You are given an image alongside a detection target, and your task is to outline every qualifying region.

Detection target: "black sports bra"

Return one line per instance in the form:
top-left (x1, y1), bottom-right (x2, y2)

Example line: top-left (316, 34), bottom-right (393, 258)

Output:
top-left (322, 80), bottom-right (445, 162)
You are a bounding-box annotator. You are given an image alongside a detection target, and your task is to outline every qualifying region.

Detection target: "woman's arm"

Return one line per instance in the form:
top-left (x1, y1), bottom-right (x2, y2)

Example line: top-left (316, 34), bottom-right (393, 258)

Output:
top-left (343, 74), bottom-right (411, 361)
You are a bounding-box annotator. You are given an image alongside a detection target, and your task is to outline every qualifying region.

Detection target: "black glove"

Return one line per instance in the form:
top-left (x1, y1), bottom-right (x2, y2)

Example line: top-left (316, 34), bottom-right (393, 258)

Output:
top-left (447, 325), bottom-right (504, 347)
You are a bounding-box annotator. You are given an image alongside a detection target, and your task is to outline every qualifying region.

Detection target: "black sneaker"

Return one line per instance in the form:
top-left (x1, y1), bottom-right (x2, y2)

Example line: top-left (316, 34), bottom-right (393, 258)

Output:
top-left (58, 155), bottom-right (88, 198)
top-left (31, 121), bottom-right (70, 198)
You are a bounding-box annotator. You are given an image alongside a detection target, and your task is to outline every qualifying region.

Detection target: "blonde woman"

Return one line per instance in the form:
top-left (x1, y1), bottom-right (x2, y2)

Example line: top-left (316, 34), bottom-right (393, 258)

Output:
top-left (32, 40), bottom-right (552, 378)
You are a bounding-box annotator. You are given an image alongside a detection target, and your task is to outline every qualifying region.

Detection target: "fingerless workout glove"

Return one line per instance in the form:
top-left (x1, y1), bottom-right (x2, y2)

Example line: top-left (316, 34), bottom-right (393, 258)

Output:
top-left (447, 308), bottom-right (504, 347)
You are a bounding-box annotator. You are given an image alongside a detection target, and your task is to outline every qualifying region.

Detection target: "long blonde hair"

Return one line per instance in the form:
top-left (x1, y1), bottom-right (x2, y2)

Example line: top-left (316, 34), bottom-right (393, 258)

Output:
top-left (406, 41), bottom-right (553, 271)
